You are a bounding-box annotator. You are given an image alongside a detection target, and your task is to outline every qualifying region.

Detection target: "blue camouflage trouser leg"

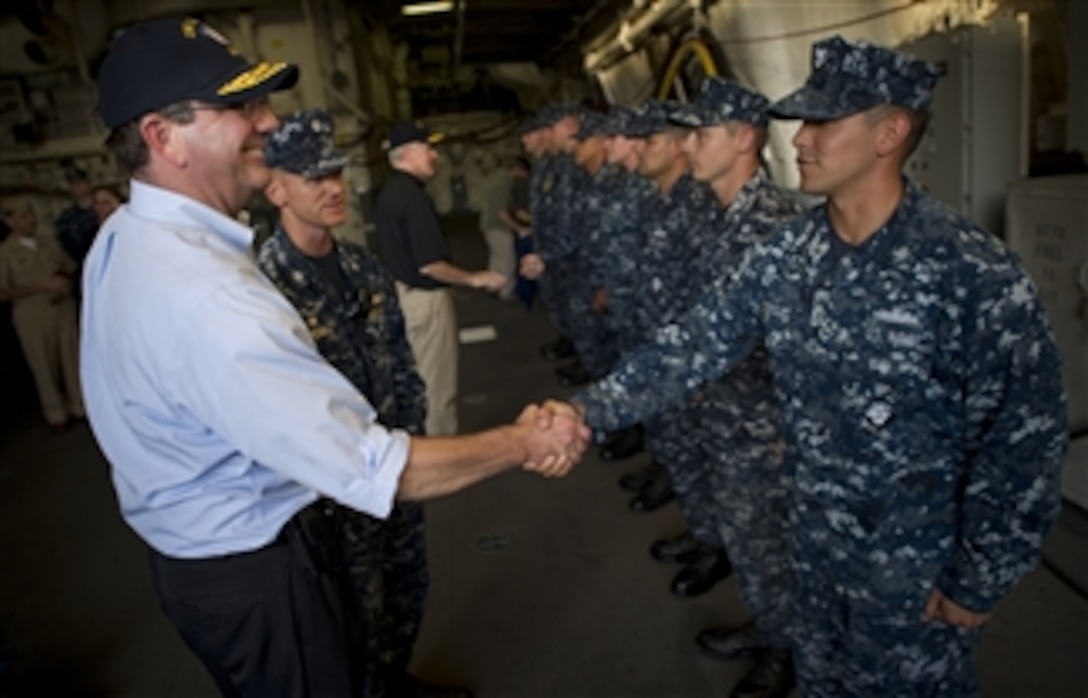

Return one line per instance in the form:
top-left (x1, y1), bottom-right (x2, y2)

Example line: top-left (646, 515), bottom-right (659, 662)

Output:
top-left (341, 502), bottom-right (429, 698)
top-left (702, 403), bottom-right (795, 648)
top-left (566, 302), bottom-right (617, 380)
top-left (560, 261), bottom-right (617, 379)
top-left (538, 266), bottom-right (571, 338)
top-left (643, 413), bottom-right (669, 466)
top-left (792, 547), bottom-right (982, 697)
top-left (656, 406), bottom-right (721, 546)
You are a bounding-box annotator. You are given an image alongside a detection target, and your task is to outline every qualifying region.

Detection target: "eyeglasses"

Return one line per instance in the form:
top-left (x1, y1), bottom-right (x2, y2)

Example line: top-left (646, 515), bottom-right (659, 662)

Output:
top-left (190, 98), bottom-right (271, 121)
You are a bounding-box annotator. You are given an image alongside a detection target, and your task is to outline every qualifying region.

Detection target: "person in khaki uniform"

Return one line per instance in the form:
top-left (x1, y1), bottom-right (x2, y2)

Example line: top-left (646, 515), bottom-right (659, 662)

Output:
top-left (0, 196), bottom-right (84, 431)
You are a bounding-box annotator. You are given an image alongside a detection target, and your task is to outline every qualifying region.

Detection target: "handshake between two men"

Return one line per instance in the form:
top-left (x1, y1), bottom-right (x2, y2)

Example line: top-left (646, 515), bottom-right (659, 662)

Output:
top-left (398, 399), bottom-right (591, 501)
top-left (516, 399), bottom-right (590, 477)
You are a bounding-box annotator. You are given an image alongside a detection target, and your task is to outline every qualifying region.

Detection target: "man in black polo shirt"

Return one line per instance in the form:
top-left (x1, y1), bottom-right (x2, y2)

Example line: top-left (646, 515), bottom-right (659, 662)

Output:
top-left (376, 120), bottom-right (505, 436)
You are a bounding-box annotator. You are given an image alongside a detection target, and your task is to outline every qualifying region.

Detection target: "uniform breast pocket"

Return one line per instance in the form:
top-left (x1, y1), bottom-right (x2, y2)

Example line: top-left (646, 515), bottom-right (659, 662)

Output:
top-left (867, 308), bottom-right (937, 379)
top-left (857, 306), bottom-right (941, 437)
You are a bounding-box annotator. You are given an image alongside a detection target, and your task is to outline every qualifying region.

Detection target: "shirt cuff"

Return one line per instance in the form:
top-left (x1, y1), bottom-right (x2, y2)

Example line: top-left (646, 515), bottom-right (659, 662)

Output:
top-left (338, 427), bottom-right (411, 520)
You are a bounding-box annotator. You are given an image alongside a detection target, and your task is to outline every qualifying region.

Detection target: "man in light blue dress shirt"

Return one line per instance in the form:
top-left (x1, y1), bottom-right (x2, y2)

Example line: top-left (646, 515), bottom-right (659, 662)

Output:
top-left (82, 17), bottom-right (588, 697)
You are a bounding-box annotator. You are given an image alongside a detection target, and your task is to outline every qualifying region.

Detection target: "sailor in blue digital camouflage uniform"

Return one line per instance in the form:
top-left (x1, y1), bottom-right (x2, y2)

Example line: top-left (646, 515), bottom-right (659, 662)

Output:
top-left (528, 106), bottom-right (579, 363)
top-left (573, 35), bottom-right (1067, 697)
top-left (526, 108), bottom-right (643, 443)
top-left (560, 111), bottom-right (620, 383)
top-left (622, 100), bottom-right (736, 597)
top-left (592, 105), bottom-right (654, 461)
top-left (667, 77), bottom-right (805, 698)
top-left (593, 105), bottom-right (650, 359)
top-left (524, 107), bottom-right (600, 386)
top-left (258, 110), bottom-right (466, 698)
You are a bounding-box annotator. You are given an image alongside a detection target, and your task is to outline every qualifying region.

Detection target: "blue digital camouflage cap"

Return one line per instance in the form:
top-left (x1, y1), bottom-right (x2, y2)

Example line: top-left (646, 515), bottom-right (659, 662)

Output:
top-left (516, 114), bottom-right (543, 136)
top-left (769, 35), bottom-right (942, 121)
top-left (624, 100), bottom-right (683, 137)
top-left (538, 103), bottom-right (581, 126)
top-left (264, 109), bottom-right (349, 179)
top-left (533, 105), bottom-right (557, 126)
top-left (574, 111), bottom-right (610, 140)
top-left (602, 105), bottom-right (635, 136)
top-left (668, 77), bottom-right (770, 128)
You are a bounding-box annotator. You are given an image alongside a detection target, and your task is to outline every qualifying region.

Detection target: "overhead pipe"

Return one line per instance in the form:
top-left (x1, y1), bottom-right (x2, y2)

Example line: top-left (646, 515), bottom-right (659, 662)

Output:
top-left (584, 0), bottom-right (694, 73)
top-left (618, 0), bottom-right (682, 50)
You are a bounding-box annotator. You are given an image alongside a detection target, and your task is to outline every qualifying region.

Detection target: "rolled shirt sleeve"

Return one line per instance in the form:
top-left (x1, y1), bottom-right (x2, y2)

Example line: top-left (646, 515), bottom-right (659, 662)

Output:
top-left (176, 279), bottom-right (410, 520)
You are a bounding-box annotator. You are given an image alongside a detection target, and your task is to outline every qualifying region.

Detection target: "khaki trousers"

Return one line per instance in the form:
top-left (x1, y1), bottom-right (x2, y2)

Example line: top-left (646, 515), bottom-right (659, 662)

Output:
top-left (395, 282), bottom-right (459, 435)
top-left (13, 297), bottom-right (84, 425)
top-left (482, 227), bottom-right (516, 298)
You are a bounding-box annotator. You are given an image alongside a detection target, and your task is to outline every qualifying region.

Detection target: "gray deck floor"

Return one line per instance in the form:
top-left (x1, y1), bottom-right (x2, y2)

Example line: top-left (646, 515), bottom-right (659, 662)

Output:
top-left (0, 219), bottom-right (1085, 697)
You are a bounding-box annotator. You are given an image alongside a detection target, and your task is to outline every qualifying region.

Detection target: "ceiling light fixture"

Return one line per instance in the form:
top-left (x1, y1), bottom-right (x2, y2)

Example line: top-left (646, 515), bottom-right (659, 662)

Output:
top-left (402, 1), bottom-right (455, 16)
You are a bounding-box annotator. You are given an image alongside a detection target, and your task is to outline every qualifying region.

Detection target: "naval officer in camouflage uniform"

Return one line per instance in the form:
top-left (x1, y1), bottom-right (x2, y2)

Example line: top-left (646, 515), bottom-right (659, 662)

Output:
top-left (667, 78), bottom-right (804, 697)
top-left (258, 110), bottom-right (462, 698)
top-left (625, 101), bottom-right (737, 595)
top-left (528, 106), bottom-right (582, 364)
top-left (562, 111), bottom-right (620, 381)
top-left (595, 106), bottom-right (654, 361)
top-left (574, 35), bottom-right (1067, 697)
top-left (587, 107), bottom-right (654, 461)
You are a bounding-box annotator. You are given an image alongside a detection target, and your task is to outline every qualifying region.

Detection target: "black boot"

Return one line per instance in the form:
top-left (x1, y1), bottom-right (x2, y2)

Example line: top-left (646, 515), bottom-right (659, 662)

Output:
top-left (618, 460), bottom-right (662, 492)
top-left (598, 424), bottom-right (644, 460)
top-left (555, 360), bottom-right (590, 387)
top-left (650, 530), bottom-right (700, 564)
top-left (696, 622), bottom-right (767, 660)
top-left (730, 649), bottom-right (795, 698)
top-left (598, 428), bottom-right (623, 449)
top-left (628, 474), bottom-right (674, 513)
top-left (670, 546), bottom-right (731, 597)
top-left (539, 336), bottom-right (574, 361)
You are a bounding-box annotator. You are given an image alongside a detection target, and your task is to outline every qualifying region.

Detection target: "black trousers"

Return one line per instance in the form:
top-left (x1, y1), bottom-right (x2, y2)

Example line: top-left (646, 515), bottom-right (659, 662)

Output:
top-left (148, 501), bottom-right (366, 698)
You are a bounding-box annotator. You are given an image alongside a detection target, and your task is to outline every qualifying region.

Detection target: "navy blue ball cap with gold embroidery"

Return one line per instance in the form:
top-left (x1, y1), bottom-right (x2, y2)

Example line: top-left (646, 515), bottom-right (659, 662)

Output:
top-left (383, 119), bottom-right (444, 150)
top-left (97, 16), bottom-right (299, 129)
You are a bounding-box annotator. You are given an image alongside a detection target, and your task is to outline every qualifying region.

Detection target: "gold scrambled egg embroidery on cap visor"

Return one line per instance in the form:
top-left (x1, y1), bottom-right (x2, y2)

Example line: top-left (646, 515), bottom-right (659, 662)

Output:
top-left (181, 18), bottom-right (199, 39)
top-left (428, 132), bottom-right (445, 144)
top-left (217, 62), bottom-right (290, 96)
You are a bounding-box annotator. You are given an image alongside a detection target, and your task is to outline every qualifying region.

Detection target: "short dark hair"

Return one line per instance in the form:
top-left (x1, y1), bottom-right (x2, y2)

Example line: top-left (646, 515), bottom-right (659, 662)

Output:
top-left (867, 104), bottom-right (929, 160)
top-left (724, 121), bottom-right (768, 151)
top-left (105, 101), bottom-right (196, 175)
top-left (901, 108), bottom-right (929, 158)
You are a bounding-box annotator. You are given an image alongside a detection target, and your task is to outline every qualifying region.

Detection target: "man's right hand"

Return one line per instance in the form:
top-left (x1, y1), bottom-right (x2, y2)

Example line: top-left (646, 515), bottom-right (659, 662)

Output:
top-left (921, 588), bottom-right (991, 629)
top-left (516, 401), bottom-right (590, 477)
top-left (469, 270), bottom-right (507, 291)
